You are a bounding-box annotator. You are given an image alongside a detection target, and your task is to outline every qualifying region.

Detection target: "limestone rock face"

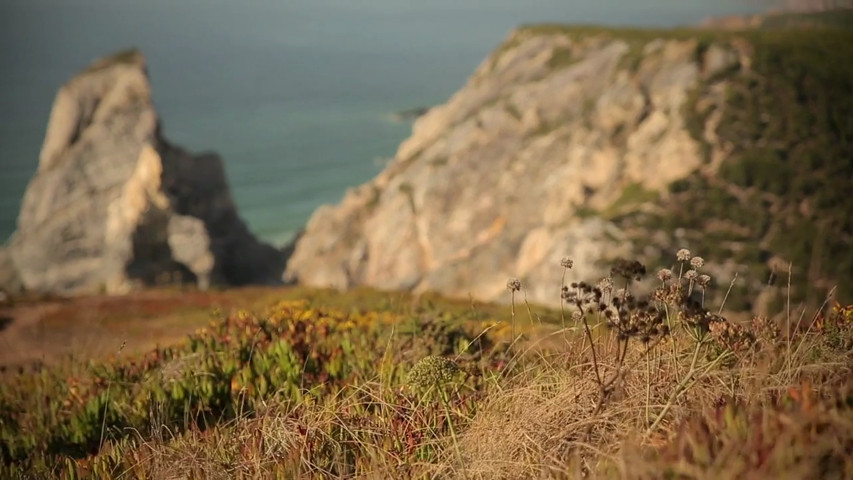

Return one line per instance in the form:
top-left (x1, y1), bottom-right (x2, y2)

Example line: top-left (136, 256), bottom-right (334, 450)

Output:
top-left (285, 29), bottom-right (740, 307)
top-left (2, 50), bottom-right (285, 295)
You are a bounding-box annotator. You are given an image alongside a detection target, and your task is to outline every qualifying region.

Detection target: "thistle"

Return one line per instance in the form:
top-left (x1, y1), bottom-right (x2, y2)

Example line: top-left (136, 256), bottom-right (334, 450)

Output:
top-left (407, 356), bottom-right (461, 392)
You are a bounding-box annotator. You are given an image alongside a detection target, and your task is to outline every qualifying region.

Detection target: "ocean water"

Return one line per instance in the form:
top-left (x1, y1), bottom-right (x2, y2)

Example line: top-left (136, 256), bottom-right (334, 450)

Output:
top-left (0, 0), bottom-right (774, 246)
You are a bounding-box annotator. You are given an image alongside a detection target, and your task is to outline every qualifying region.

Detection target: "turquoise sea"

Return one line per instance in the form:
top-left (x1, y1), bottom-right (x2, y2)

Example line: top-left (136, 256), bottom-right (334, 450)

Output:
top-left (0, 0), bottom-right (773, 246)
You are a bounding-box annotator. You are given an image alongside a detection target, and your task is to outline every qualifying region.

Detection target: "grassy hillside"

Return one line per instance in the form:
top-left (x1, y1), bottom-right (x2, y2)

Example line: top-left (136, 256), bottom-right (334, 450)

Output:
top-left (2, 251), bottom-right (852, 478)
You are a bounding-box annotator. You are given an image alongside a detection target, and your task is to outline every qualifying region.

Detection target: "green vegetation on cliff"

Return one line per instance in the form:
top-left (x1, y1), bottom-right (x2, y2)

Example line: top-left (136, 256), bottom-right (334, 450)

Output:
top-left (718, 28), bottom-right (853, 301)
top-left (679, 27), bottom-right (852, 308)
top-left (550, 20), bottom-right (853, 310)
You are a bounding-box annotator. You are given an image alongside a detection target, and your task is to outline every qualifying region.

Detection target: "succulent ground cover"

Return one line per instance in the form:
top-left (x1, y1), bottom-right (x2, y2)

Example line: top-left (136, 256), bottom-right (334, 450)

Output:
top-left (1, 252), bottom-right (852, 479)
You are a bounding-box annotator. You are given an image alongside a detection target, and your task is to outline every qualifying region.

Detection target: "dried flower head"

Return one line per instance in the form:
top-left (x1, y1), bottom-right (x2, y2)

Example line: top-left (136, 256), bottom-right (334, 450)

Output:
top-left (709, 319), bottom-right (755, 353)
top-left (598, 276), bottom-right (614, 292)
top-left (676, 249), bottom-right (692, 262)
top-left (506, 278), bottom-right (521, 292)
top-left (751, 315), bottom-right (780, 343)
top-left (611, 258), bottom-right (647, 281)
top-left (653, 282), bottom-right (687, 306)
top-left (698, 274), bottom-right (711, 287)
top-left (407, 356), bottom-right (461, 390)
top-left (684, 269), bottom-right (698, 281)
top-left (601, 288), bottom-right (668, 342)
top-left (690, 256), bottom-right (705, 269)
top-left (657, 268), bottom-right (673, 281)
top-left (560, 257), bottom-right (574, 269)
top-left (562, 281), bottom-right (602, 310)
top-left (678, 310), bottom-right (714, 333)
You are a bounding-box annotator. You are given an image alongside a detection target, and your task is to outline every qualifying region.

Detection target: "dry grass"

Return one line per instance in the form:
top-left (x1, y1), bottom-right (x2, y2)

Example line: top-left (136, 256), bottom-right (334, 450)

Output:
top-left (1, 252), bottom-right (852, 479)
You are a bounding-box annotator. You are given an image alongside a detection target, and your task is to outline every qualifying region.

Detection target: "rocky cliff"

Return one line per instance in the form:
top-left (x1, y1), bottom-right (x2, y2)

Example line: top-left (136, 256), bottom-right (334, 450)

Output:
top-left (286, 21), bottom-right (853, 311)
top-left (1, 50), bottom-right (285, 295)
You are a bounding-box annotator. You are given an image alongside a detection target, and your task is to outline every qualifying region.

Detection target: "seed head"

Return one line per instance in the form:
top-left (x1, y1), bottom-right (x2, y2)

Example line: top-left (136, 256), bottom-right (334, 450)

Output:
top-left (611, 258), bottom-right (647, 281)
top-left (507, 278), bottom-right (521, 292)
top-left (676, 249), bottom-right (692, 262)
top-left (560, 257), bottom-right (574, 269)
top-left (657, 269), bottom-right (673, 281)
top-left (684, 269), bottom-right (698, 281)
top-left (751, 315), bottom-right (780, 342)
top-left (598, 276), bottom-right (614, 292)
top-left (407, 356), bottom-right (461, 390)
top-left (690, 256), bottom-right (705, 269)
top-left (698, 274), bottom-right (711, 287)
top-left (709, 319), bottom-right (755, 353)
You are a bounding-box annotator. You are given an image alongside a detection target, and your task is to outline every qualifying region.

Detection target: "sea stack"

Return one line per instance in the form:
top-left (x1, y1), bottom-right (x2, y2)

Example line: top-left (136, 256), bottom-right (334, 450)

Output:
top-left (0, 49), bottom-right (285, 295)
